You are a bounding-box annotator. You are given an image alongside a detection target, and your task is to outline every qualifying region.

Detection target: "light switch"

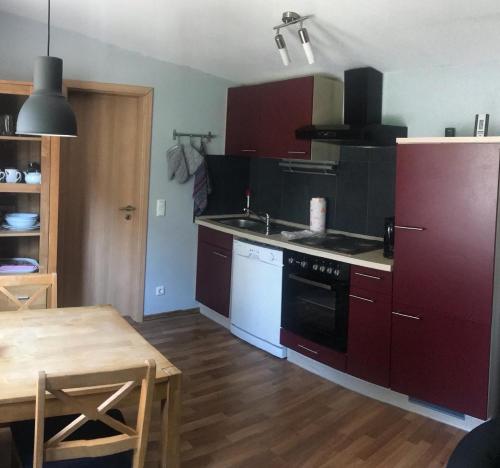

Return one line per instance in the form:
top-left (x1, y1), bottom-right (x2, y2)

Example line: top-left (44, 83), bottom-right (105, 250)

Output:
top-left (156, 199), bottom-right (166, 216)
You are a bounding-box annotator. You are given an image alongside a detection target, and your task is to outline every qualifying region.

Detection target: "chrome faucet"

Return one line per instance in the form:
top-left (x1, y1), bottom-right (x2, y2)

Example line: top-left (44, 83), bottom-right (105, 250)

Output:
top-left (243, 189), bottom-right (271, 234)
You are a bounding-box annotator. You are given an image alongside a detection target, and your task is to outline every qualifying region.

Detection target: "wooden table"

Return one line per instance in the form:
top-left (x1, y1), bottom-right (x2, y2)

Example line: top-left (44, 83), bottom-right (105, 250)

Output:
top-left (0, 305), bottom-right (181, 468)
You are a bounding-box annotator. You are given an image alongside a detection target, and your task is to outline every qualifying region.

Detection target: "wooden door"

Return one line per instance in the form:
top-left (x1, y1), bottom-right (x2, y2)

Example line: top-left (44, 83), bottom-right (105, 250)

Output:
top-left (258, 77), bottom-right (313, 159)
top-left (225, 85), bottom-right (261, 156)
top-left (58, 86), bottom-right (152, 321)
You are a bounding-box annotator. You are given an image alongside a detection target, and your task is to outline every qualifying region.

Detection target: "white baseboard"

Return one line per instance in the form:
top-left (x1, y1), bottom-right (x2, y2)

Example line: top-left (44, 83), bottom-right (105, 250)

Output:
top-left (199, 304), bottom-right (230, 329)
top-left (287, 349), bottom-right (483, 432)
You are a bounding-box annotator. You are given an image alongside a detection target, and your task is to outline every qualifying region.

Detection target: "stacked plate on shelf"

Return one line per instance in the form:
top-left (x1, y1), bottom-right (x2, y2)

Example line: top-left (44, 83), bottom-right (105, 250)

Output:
top-left (2, 212), bottom-right (39, 231)
top-left (0, 258), bottom-right (39, 274)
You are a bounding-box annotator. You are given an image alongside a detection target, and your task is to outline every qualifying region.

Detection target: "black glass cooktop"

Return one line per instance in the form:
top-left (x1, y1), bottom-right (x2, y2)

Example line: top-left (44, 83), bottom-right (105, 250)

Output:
top-left (291, 234), bottom-right (383, 255)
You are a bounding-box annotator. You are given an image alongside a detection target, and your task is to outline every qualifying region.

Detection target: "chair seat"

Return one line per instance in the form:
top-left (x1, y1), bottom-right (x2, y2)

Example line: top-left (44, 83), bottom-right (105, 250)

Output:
top-left (447, 418), bottom-right (500, 468)
top-left (10, 409), bottom-right (133, 468)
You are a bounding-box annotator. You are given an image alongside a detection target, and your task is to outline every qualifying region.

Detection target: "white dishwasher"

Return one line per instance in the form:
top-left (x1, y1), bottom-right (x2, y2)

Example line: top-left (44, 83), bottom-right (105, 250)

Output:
top-left (230, 239), bottom-right (286, 358)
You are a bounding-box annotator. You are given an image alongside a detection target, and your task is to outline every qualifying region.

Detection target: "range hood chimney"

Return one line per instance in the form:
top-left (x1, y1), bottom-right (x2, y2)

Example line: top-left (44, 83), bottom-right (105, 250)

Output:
top-left (296, 67), bottom-right (407, 146)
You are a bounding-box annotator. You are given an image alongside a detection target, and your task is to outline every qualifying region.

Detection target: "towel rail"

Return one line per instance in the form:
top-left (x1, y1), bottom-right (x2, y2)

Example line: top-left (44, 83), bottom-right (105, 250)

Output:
top-left (173, 129), bottom-right (215, 142)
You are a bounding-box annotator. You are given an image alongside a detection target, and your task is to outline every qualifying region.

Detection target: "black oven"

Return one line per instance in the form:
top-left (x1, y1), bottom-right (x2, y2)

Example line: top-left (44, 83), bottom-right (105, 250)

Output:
top-left (281, 250), bottom-right (350, 353)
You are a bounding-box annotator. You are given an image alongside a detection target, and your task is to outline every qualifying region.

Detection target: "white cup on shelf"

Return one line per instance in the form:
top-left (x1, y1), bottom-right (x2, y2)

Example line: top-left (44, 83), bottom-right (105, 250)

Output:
top-left (2, 168), bottom-right (22, 183)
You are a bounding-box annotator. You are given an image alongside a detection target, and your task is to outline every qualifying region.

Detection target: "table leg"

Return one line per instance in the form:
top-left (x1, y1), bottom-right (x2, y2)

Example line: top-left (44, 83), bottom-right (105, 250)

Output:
top-left (160, 373), bottom-right (181, 468)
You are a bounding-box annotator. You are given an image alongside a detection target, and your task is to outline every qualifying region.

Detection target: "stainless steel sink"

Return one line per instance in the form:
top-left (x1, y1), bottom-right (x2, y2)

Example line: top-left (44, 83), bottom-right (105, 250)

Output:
top-left (217, 217), bottom-right (301, 235)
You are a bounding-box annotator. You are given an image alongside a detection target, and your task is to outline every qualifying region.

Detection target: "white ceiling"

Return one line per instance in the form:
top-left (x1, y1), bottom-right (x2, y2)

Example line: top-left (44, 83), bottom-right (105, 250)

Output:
top-left (2, 0), bottom-right (500, 84)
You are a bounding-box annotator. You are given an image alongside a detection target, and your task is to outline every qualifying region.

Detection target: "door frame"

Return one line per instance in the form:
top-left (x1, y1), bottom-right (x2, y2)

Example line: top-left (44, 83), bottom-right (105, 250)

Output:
top-left (62, 80), bottom-right (153, 322)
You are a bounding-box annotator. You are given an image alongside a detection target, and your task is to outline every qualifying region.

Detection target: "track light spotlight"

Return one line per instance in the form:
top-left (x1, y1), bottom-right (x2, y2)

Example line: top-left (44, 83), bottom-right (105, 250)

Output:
top-left (298, 27), bottom-right (315, 64)
top-left (275, 32), bottom-right (290, 66)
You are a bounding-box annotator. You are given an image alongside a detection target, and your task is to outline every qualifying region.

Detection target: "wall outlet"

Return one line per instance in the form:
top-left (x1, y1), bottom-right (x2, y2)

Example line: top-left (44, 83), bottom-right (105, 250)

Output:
top-left (155, 285), bottom-right (165, 296)
top-left (156, 199), bottom-right (166, 217)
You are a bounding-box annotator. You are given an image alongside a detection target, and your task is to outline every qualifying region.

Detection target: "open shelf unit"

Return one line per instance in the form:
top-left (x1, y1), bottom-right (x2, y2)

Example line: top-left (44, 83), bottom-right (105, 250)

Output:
top-left (0, 80), bottom-right (60, 276)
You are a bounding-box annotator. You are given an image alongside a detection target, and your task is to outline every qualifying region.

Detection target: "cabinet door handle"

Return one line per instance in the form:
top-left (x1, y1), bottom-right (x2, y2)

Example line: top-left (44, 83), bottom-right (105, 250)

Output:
top-left (240, 149), bottom-right (257, 153)
top-left (392, 311), bottom-right (421, 320)
top-left (354, 272), bottom-right (381, 280)
top-left (395, 225), bottom-right (425, 231)
top-left (212, 251), bottom-right (228, 259)
top-left (349, 294), bottom-right (375, 303)
top-left (288, 151), bottom-right (307, 155)
top-left (298, 344), bottom-right (318, 355)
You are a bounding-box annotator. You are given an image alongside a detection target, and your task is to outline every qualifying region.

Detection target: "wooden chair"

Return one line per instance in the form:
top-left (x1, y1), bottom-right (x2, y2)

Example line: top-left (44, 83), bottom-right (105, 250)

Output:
top-left (0, 273), bottom-right (57, 311)
top-left (10, 359), bottom-right (156, 468)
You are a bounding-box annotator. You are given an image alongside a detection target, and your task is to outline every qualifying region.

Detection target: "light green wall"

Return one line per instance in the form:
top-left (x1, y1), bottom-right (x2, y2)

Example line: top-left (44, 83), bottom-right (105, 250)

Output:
top-left (383, 62), bottom-right (500, 137)
top-left (0, 12), bottom-right (233, 315)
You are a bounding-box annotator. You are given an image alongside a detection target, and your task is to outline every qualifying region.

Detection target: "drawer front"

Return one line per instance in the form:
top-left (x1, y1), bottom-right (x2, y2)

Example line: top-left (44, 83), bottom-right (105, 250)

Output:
top-left (280, 328), bottom-right (346, 371)
top-left (198, 225), bottom-right (233, 251)
top-left (351, 266), bottom-right (392, 296)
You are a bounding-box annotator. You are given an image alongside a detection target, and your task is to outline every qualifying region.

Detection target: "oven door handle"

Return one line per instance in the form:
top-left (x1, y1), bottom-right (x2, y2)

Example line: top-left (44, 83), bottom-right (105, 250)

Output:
top-left (288, 274), bottom-right (332, 291)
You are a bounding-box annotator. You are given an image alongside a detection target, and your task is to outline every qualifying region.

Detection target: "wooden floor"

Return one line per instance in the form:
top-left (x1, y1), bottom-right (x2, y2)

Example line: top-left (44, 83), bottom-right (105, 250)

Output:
top-left (0, 310), bottom-right (464, 467)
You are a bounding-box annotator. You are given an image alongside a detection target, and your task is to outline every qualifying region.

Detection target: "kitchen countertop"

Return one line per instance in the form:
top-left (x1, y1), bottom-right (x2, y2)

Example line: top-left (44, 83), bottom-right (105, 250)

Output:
top-left (397, 137), bottom-right (500, 144)
top-left (196, 215), bottom-right (393, 272)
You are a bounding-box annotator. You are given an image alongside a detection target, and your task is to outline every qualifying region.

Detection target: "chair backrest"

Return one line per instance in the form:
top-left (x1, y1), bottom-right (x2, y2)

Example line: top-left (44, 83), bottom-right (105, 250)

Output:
top-left (33, 359), bottom-right (156, 468)
top-left (0, 273), bottom-right (57, 311)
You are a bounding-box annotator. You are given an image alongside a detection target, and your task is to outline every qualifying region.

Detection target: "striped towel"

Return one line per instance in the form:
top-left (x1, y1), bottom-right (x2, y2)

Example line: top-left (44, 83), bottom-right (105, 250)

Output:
top-left (193, 140), bottom-right (212, 216)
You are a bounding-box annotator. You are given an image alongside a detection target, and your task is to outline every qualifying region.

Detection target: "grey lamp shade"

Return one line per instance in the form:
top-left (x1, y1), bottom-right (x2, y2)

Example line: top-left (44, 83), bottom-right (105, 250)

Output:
top-left (17, 56), bottom-right (77, 137)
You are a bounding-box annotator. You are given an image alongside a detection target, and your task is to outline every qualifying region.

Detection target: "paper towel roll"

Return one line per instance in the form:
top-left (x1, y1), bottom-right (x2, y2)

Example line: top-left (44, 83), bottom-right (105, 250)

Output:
top-left (310, 197), bottom-right (326, 233)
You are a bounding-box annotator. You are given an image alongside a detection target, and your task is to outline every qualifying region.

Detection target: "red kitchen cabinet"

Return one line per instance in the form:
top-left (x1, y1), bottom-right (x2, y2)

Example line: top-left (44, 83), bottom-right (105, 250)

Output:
top-left (391, 142), bottom-right (500, 418)
top-left (225, 85), bottom-right (261, 156)
top-left (196, 227), bottom-right (233, 317)
top-left (347, 289), bottom-right (392, 387)
top-left (390, 307), bottom-right (490, 419)
top-left (257, 77), bottom-right (314, 159)
top-left (225, 75), bottom-right (342, 159)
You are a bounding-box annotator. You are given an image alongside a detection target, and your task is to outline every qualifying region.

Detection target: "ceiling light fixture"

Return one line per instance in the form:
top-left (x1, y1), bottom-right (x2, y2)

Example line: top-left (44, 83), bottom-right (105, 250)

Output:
top-left (17, 0), bottom-right (77, 137)
top-left (273, 11), bottom-right (314, 66)
top-left (274, 32), bottom-right (290, 66)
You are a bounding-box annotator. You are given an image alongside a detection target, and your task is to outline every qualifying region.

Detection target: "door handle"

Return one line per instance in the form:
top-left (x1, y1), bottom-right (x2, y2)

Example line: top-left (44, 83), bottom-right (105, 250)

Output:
top-left (119, 205), bottom-right (136, 212)
top-left (392, 311), bottom-right (421, 320)
top-left (354, 272), bottom-right (381, 280)
top-left (349, 294), bottom-right (375, 303)
top-left (288, 151), bottom-right (307, 155)
top-left (395, 225), bottom-right (425, 231)
top-left (298, 344), bottom-right (319, 355)
top-left (212, 251), bottom-right (228, 259)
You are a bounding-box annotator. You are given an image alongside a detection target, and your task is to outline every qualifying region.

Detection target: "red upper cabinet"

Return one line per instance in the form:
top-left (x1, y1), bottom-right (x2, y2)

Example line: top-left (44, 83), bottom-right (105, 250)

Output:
top-left (225, 75), bottom-right (342, 160)
top-left (225, 85), bottom-right (261, 156)
top-left (391, 142), bottom-right (500, 418)
top-left (257, 77), bottom-right (314, 159)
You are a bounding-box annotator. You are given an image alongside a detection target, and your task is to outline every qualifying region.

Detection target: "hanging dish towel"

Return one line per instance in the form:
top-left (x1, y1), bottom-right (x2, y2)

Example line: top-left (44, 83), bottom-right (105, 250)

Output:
top-left (185, 138), bottom-right (204, 175)
top-left (166, 144), bottom-right (189, 184)
top-left (193, 140), bottom-right (212, 216)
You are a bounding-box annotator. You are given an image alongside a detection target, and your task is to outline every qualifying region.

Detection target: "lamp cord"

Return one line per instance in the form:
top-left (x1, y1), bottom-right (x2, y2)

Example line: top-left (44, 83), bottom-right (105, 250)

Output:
top-left (47, 0), bottom-right (51, 56)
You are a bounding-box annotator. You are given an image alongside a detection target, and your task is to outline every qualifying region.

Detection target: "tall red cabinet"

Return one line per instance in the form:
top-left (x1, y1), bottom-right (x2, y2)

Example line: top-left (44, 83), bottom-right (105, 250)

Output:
top-left (391, 140), bottom-right (500, 419)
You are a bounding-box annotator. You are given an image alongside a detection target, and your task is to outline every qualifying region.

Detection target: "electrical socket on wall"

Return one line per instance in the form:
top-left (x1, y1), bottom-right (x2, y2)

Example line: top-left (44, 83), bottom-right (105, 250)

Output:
top-left (155, 285), bottom-right (165, 296)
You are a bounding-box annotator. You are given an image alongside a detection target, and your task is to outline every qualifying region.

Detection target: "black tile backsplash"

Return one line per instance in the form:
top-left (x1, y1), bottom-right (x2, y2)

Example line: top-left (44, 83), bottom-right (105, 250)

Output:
top-left (205, 146), bottom-right (396, 237)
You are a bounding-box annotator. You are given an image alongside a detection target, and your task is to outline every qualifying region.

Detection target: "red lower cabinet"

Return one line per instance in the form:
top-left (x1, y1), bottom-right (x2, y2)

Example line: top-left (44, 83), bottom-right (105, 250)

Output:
top-left (195, 227), bottom-right (233, 317)
top-left (280, 328), bottom-right (347, 371)
top-left (390, 305), bottom-right (490, 419)
top-left (347, 289), bottom-right (391, 387)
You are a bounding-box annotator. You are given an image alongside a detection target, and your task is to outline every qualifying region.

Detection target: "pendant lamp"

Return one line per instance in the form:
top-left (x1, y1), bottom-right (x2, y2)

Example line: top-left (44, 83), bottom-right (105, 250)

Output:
top-left (17, 0), bottom-right (77, 137)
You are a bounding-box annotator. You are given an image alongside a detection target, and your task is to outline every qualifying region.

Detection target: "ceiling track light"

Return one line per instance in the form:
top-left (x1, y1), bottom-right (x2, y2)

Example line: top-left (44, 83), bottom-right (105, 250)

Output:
top-left (17, 0), bottom-right (77, 137)
top-left (272, 11), bottom-right (315, 66)
top-left (274, 32), bottom-right (290, 66)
